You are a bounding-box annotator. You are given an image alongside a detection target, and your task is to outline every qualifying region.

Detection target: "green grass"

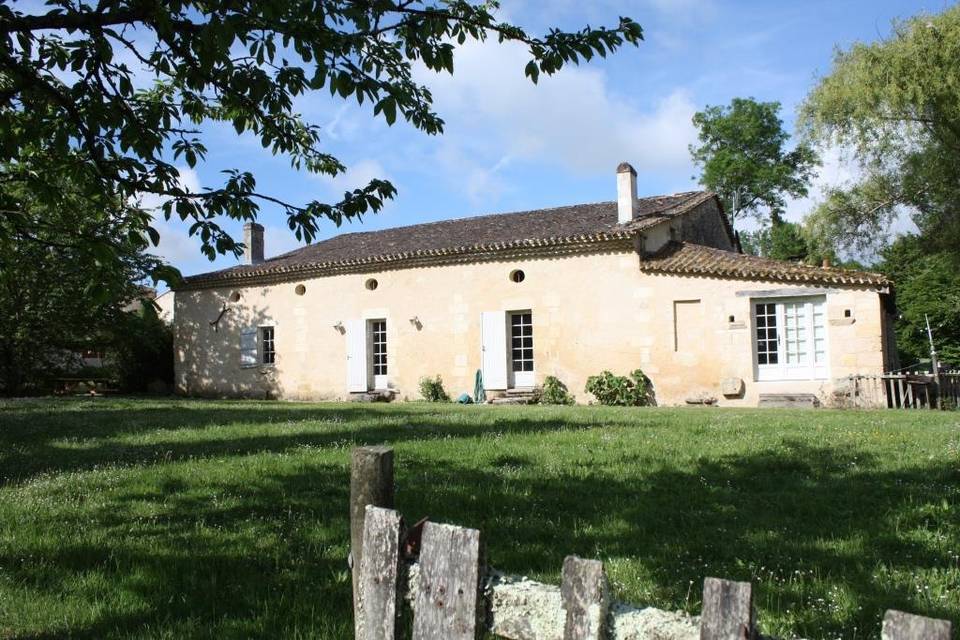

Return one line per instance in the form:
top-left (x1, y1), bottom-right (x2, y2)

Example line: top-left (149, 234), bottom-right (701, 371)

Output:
top-left (0, 398), bottom-right (958, 639)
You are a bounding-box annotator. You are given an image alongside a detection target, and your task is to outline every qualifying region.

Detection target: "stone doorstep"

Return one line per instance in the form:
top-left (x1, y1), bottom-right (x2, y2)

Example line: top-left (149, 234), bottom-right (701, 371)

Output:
top-left (350, 389), bottom-right (398, 403)
top-left (757, 393), bottom-right (820, 408)
top-left (504, 387), bottom-right (537, 396)
top-left (490, 396), bottom-right (535, 405)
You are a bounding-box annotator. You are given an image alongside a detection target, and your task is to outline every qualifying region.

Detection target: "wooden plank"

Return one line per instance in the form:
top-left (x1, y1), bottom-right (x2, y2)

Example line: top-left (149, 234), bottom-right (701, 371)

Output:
top-left (882, 610), bottom-right (952, 640)
top-left (413, 522), bottom-right (485, 640)
top-left (700, 577), bottom-right (753, 640)
top-left (561, 556), bottom-right (609, 640)
top-left (359, 506), bottom-right (403, 640)
top-left (405, 564), bottom-right (699, 640)
top-left (351, 446), bottom-right (395, 638)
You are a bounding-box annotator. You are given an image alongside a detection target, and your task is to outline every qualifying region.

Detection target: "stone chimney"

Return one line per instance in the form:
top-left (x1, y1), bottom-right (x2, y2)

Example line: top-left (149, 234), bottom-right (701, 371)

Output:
top-left (244, 222), bottom-right (264, 265)
top-left (616, 162), bottom-right (638, 224)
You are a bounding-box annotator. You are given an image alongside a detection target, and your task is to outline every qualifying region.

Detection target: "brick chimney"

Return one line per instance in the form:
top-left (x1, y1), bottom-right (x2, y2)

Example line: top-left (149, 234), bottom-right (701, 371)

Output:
top-left (616, 162), bottom-right (638, 224)
top-left (244, 222), bottom-right (264, 265)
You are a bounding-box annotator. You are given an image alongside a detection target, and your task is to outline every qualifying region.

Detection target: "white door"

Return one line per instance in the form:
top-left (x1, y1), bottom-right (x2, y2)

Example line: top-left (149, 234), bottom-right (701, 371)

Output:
top-left (509, 311), bottom-right (534, 388)
top-left (370, 319), bottom-right (388, 390)
top-left (346, 319), bottom-right (367, 392)
top-left (481, 311), bottom-right (508, 390)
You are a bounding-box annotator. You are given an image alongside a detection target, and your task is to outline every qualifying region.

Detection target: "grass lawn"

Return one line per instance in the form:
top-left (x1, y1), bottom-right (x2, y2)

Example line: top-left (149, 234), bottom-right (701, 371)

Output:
top-left (0, 398), bottom-right (957, 639)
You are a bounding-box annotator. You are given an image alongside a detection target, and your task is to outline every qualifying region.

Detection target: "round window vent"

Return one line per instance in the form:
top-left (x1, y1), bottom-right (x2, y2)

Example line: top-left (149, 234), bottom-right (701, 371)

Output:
top-left (229, 291), bottom-right (241, 302)
top-left (510, 269), bottom-right (525, 283)
top-left (295, 284), bottom-right (306, 296)
top-left (365, 278), bottom-right (379, 291)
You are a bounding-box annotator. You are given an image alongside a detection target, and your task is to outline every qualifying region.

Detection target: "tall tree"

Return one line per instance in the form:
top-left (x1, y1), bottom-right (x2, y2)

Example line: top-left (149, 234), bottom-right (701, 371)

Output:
top-left (878, 236), bottom-right (960, 367)
top-left (800, 5), bottom-right (960, 256)
top-left (689, 97), bottom-right (818, 228)
top-left (0, 179), bottom-right (159, 394)
top-left (0, 1), bottom-right (642, 281)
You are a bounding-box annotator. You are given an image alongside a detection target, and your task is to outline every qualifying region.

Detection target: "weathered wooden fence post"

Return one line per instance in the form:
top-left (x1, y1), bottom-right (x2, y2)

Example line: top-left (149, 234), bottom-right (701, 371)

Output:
top-left (882, 610), bottom-right (952, 640)
top-left (700, 577), bottom-right (753, 640)
top-left (359, 505), bottom-right (404, 640)
top-left (561, 556), bottom-right (609, 640)
top-left (412, 521), bottom-right (485, 640)
top-left (351, 446), bottom-right (395, 638)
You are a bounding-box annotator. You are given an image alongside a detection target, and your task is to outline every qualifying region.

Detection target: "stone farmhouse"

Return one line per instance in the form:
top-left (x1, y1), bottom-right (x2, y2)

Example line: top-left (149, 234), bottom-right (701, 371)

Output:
top-left (173, 162), bottom-right (895, 406)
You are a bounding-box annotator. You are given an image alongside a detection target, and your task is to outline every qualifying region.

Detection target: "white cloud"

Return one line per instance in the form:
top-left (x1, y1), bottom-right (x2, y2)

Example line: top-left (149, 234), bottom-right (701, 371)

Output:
top-left (405, 37), bottom-right (700, 207)
top-left (420, 38), bottom-right (698, 175)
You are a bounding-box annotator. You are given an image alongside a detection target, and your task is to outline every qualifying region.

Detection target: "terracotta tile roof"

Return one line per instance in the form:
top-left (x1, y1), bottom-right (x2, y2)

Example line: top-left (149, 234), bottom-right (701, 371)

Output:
top-left (180, 191), bottom-right (715, 289)
top-left (641, 242), bottom-right (890, 288)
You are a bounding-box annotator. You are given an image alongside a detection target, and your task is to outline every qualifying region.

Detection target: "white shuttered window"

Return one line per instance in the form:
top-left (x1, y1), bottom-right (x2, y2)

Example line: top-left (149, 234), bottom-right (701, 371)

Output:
top-left (240, 327), bottom-right (258, 366)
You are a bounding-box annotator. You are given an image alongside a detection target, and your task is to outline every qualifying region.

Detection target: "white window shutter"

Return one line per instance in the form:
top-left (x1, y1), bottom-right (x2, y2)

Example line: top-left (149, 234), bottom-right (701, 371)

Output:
top-left (240, 327), bottom-right (258, 366)
top-left (346, 319), bottom-right (368, 392)
top-left (481, 311), bottom-right (508, 390)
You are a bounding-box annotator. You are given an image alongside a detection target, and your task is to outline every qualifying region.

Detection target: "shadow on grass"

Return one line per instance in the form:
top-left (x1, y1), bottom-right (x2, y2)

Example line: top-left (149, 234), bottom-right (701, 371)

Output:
top-left (0, 400), bottom-right (599, 486)
top-left (0, 401), bottom-right (957, 638)
top-left (398, 441), bottom-right (959, 638)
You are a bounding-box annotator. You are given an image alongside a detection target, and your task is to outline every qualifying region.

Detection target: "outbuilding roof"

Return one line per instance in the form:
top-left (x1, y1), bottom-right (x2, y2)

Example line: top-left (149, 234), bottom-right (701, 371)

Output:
top-left (641, 242), bottom-right (890, 288)
top-left (180, 191), bottom-right (714, 288)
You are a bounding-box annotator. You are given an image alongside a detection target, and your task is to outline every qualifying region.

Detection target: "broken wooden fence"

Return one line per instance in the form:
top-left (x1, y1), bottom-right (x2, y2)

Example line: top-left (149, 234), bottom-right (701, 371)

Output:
top-left (350, 446), bottom-right (954, 639)
top-left (846, 371), bottom-right (960, 410)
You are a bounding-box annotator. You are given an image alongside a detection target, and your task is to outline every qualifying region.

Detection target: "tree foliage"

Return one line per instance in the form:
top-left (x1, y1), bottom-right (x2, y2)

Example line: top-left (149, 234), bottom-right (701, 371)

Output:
top-left (111, 303), bottom-right (174, 393)
top-left (739, 220), bottom-right (810, 261)
top-left (690, 97), bottom-right (817, 227)
top-left (0, 181), bottom-right (160, 394)
top-left (800, 5), bottom-right (960, 256)
top-left (878, 236), bottom-right (960, 367)
top-left (0, 1), bottom-right (642, 281)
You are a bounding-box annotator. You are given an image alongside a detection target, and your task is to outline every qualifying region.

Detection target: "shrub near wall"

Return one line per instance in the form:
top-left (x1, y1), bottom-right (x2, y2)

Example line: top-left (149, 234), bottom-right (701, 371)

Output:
top-left (418, 375), bottom-right (450, 402)
top-left (540, 375), bottom-right (575, 405)
top-left (585, 369), bottom-right (654, 406)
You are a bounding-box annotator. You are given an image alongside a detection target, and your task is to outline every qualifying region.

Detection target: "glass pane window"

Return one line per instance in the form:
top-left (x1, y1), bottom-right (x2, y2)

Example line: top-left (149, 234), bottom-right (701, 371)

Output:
top-left (510, 312), bottom-right (534, 372)
top-left (755, 303), bottom-right (778, 365)
top-left (260, 326), bottom-right (275, 364)
top-left (812, 300), bottom-right (826, 364)
top-left (755, 297), bottom-right (828, 379)
top-left (783, 302), bottom-right (807, 364)
top-left (372, 320), bottom-right (387, 376)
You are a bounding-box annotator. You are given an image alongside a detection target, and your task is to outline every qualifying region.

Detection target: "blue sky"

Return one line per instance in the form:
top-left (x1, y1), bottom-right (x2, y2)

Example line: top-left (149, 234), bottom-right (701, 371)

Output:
top-left (153, 0), bottom-right (953, 278)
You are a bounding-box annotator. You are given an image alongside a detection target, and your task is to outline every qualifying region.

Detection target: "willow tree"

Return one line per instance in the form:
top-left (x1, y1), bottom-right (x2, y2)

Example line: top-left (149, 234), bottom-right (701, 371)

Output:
top-left (800, 5), bottom-right (960, 256)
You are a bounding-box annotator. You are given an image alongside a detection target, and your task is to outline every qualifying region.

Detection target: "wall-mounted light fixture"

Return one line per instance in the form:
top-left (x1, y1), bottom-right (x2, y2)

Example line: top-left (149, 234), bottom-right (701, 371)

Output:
top-left (333, 321), bottom-right (345, 334)
top-left (409, 316), bottom-right (422, 331)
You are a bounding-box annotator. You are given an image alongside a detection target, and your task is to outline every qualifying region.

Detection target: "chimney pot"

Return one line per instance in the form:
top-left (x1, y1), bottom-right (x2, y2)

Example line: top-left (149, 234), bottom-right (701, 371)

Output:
top-left (822, 257), bottom-right (831, 268)
top-left (244, 222), bottom-right (264, 265)
top-left (616, 162), bottom-right (638, 224)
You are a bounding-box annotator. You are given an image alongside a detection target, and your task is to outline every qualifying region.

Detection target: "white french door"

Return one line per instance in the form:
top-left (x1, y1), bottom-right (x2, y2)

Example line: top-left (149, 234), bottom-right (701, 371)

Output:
top-left (509, 311), bottom-right (534, 388)
top-left (754, 297), bottom-right (828, 381)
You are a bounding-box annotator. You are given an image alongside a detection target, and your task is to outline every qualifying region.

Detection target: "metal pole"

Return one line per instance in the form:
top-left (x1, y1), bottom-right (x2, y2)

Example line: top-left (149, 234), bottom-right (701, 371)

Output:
top-left (926, 314), bottom-right (943, 410)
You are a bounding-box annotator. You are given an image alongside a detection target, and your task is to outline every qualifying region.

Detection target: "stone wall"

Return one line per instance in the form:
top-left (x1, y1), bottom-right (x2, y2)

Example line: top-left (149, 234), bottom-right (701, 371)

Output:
top-left (678, 198), bottom-right (735, 250)
top-left (174, 230), bottom-right (889, 406)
